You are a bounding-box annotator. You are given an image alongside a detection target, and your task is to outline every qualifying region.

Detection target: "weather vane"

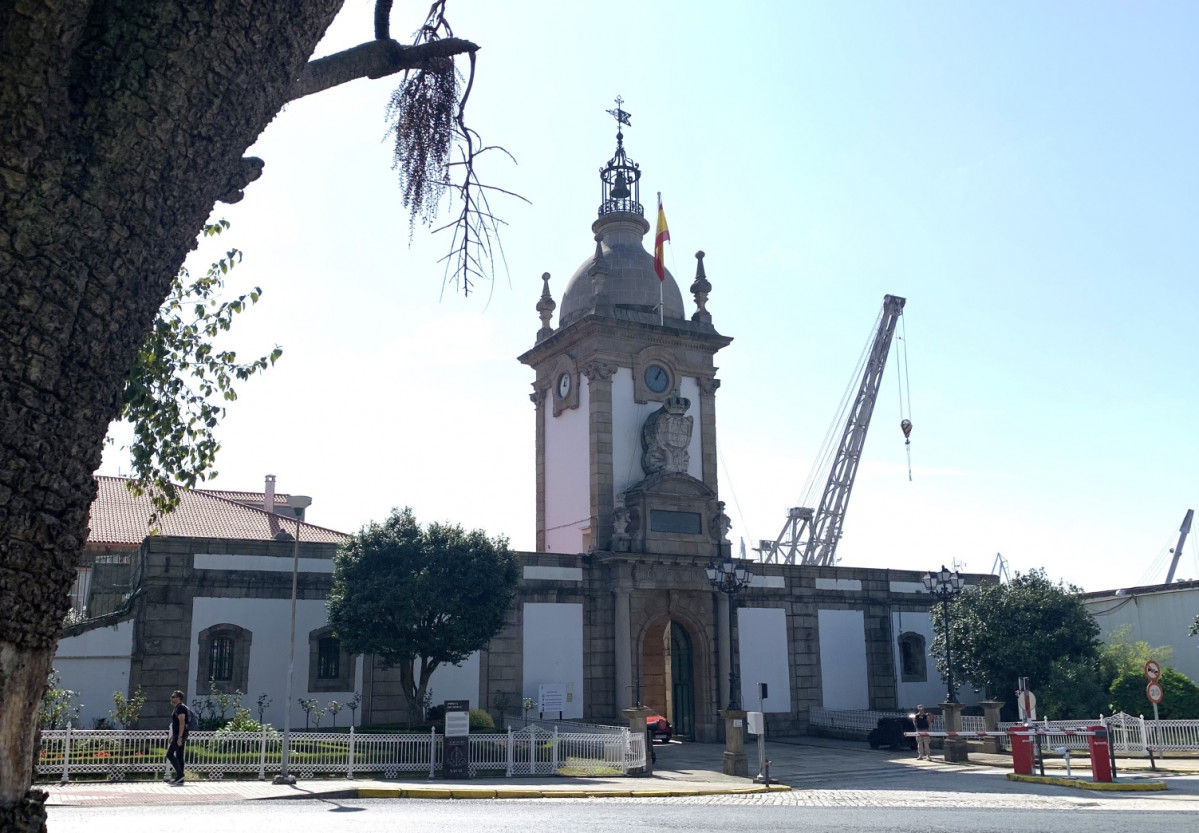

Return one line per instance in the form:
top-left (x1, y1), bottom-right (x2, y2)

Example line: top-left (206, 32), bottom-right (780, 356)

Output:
top-left (606, 96), bottom-right (631, 128)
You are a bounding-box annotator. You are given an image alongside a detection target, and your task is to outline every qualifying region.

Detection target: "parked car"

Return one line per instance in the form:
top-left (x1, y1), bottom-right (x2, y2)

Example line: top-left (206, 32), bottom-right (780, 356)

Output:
top-left (867, 716), bottom-right (917, 750)
top-left (646, 713), bottom-right (673, 743)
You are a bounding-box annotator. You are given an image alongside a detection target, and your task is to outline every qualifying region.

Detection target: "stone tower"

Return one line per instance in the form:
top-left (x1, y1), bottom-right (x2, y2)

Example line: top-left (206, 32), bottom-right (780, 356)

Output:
top-left (519, 104), bottom-right (733, 559)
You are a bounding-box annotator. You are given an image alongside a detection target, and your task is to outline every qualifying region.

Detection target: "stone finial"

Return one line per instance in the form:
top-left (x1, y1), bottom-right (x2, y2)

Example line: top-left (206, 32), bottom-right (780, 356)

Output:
top-left (690, 250), bottom-right (712, 324)
top-left (535, 272), bottom-right (556, 342)
top-left (588, 233), bottom-right (609, 308)
top-left (611, 493), bottom-right (632, 553)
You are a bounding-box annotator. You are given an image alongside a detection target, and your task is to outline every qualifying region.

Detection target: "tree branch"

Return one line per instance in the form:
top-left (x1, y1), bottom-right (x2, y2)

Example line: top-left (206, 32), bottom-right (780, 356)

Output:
top-left (291, 37), bottom-right (478, 101)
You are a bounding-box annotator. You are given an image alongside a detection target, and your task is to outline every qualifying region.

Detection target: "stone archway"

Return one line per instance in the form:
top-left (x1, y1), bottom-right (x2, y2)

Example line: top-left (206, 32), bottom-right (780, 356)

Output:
top-left (640, 614), bottom-right (701, 740)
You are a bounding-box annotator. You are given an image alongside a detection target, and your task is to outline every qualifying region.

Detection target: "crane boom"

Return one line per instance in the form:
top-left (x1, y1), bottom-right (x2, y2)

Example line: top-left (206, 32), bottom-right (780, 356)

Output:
top-left (1165, 509), bottom-right (1194, 584)
top-left (756, 295), bottom-right (906, 566)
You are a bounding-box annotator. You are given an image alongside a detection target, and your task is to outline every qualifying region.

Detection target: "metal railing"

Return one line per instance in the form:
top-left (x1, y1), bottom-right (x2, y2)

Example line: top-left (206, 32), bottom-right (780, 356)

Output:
top-left (36, 724), bottom-right (641, 782)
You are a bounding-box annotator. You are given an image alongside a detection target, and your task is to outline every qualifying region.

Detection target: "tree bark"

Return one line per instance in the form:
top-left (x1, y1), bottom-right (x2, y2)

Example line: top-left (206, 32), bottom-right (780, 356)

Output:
top-left (0, 2), bottom-right (349, 827)
top-left (292, 36), bottom-right (478, 101)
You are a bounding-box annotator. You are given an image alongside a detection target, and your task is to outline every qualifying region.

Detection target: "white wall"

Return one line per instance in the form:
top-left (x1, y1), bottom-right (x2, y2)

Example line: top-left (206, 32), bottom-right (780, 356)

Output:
top-left (1085, 586), bottom-right (1199, 684)
top-left (891, 610), bottom-right (944, 708)
top-left (544, 377), bottom-right (590, 552)
top-left (611, 369), bottom-right (705, 497)
top-left (818, 609), bottom-right (869, 709)
top-left (737, 607), bottom-right (791, 712)
top-left (521, 602), bottom-right (583, 718)
top-left (53, 620), bottom-right (134, 728)
top-left (189, 597), bottom-right (361, 729)
top-left (422, 652), bottom-right (480, 708)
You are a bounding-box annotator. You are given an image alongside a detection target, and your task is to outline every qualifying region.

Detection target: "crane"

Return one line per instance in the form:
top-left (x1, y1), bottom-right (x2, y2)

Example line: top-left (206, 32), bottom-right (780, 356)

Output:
top-left (756, 294), bottom-right (907, 566)
top-left (1164, 509), bottom-right (1194, 584)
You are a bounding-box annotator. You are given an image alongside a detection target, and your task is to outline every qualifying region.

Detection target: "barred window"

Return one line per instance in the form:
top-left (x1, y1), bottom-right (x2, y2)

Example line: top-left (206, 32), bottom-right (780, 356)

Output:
top-left (317, 636), bottom-right (341, 679)
top-left (209, 636), bottom-right (235, 682)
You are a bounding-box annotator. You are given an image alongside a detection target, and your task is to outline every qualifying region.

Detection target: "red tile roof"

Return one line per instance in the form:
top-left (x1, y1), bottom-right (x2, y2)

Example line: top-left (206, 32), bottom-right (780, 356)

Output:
top-left (88, 476), bottom-right (349, 546)
top-left (196, 489), bottom-right (293, 508)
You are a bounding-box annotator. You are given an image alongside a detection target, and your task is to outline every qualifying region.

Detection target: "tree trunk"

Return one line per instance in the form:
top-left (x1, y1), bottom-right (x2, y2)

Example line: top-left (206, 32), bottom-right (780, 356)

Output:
top-left (0, 2), bottom-right (347, 827)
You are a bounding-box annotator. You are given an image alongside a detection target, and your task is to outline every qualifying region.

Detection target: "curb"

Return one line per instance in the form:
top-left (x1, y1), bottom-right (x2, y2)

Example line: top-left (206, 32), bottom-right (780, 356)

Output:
top-left (356, 784), bottom-right (792, 800)
top-left (1006, 774), bottom-right (1167, 792)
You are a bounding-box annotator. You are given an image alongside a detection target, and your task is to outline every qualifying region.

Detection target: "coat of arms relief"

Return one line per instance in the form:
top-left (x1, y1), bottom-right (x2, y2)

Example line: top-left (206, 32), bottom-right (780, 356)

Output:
top-left (640, 391), bottom-right (693, 475)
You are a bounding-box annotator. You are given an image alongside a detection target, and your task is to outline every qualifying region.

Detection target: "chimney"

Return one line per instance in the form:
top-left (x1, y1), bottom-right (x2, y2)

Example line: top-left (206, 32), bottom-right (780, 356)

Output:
top-left (264, 474), bottom-right (276, 514)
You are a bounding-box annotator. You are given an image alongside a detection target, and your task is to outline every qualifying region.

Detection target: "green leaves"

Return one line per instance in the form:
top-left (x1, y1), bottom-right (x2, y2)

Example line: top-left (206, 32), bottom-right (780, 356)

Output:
top-left (116, 220), bottom-right (281, 519)
top-left (327, 507), bottom-right (519, 723)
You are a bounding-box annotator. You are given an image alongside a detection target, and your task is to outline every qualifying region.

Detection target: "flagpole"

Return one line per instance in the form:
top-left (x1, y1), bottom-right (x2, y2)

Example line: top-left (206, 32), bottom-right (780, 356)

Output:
top-left (657, 191), bottom-right (665, 325)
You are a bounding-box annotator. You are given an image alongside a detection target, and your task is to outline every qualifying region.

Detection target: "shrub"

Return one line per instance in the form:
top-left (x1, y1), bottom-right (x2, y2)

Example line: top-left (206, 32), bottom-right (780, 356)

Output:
top-left (1109, 668), bottom-right (1199, 719)
top-left (469, 708), bottom-right (495, 732)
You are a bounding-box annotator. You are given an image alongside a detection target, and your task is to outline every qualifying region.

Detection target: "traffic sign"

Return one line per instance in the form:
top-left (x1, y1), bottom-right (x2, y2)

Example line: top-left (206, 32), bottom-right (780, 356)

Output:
top-left (1144, 660), bottom-right (1162, 681)
top-left (1146, 681), bottom-right (1164, 704)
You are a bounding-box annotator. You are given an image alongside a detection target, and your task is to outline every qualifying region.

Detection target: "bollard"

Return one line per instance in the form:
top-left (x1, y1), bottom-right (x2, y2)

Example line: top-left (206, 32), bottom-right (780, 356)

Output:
top-left (1087, 726), bottom-right (1113, 783)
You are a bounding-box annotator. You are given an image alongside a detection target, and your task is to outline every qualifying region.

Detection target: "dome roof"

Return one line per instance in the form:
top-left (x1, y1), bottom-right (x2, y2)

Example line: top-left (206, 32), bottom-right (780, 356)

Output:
top-left (558, 213), bottom-right (686, 327)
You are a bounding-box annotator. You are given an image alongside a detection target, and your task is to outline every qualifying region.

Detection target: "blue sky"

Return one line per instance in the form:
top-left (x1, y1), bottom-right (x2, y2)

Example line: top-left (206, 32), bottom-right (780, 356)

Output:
top-left (99, 1), bottom-right (1199, 591)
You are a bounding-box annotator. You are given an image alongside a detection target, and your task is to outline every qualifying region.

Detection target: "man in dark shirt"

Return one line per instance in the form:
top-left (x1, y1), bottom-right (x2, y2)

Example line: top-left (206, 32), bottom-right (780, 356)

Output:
top-left (166, 690), bottom-right (189, 784)
top-left (914, 704), bottom-right (932, 760)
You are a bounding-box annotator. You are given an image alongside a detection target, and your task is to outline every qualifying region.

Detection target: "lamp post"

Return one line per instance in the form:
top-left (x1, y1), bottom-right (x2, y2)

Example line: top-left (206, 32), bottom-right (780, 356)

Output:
top-left (706, 558), bottom-right (753, 710)
top-left (922, 565), bottom-right (965, 703)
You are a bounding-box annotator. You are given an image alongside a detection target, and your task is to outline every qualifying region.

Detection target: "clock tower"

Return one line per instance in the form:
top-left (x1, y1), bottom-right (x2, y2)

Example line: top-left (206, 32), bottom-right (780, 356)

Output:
top-left (519, 104), bottom-right (732, 558)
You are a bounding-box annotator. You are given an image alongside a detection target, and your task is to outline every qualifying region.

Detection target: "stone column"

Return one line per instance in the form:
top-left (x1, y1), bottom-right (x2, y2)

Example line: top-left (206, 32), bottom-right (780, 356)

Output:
top-left (941, 701), bottom-right (969, 762)
top-left (622, 706), bottom-right (654, 775)
top-left (583, 362), bottom-right (617, 550)
top-left (722, 709), bottom-right (749, 776)
top-left (716, 592), bottom-right (731, 710)
top-left (615, 589), bottom-right (632, 711)
top-left (980, 700), bottom-right (1005, 753)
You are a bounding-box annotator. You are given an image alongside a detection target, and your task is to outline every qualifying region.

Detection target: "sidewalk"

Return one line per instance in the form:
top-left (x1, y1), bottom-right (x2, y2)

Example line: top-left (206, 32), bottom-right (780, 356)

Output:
top-left (39, 738), bottom-right (1199, 807)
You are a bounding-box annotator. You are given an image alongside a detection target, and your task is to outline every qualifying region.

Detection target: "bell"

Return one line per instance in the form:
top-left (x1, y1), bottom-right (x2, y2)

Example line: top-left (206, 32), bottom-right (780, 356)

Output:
top-left (610, 171), bottom-right (630, 199)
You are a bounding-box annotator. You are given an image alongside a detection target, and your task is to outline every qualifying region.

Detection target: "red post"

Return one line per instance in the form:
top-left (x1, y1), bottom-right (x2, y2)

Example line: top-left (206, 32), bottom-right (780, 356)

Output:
top-left (1009, 728), bottom-right (1035, 775)
top-left (1087, 726), bottom-right (1112, 782)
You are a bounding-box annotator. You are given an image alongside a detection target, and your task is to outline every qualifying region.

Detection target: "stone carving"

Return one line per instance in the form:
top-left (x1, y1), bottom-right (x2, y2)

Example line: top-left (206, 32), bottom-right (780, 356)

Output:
top-left (690, 250), bottom-right (712, 325)
top-left (712, 500), bottom-right (732, 543)
top-left (611, 494), bottom-right (632, 553)
top-left (640, 390), bottom-right (693, 475)
top-left (697, 375), bottom-right (721, 395)
top-left (583, 361), bottom-right (617, 383)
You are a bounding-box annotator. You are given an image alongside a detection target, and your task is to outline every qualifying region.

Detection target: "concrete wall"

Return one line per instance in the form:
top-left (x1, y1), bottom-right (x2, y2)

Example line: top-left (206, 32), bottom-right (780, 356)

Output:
top-left (53, 619), bottom-right (135, 728)
top-left (522, 602), bottom-right (584, 718)
top-left (737, 606), bottom-right (791, 713)
top-left (1084, 583), bottom-right (1199, 683)
top-left (544, 378), bottom-right (590, 553)
top-left (818, 609), bottom-right (869, 709)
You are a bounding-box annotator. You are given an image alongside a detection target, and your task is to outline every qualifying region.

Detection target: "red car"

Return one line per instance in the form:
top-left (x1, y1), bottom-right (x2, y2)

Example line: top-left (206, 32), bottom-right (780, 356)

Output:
top-left (646, 713), bottom-right (673, 743)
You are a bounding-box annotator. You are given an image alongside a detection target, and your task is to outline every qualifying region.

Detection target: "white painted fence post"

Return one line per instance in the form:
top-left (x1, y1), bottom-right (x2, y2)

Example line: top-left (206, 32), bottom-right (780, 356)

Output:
top-left (258, 724), bottom-right (267, 780)
top-left (429, 726), bottom-right (436, 780)
top-left (347, 726), bottom-right (355, 780)
top-left (552, 727), bottom-right (559, 772)
top-left (1139, 714), bottom-right (1149, 754)
top-left (506, 728), bottom-right (513, 778)
top-left (529, 727), bottom-right (535, 776)
top-left (61, 724), bottom-right (72, 785)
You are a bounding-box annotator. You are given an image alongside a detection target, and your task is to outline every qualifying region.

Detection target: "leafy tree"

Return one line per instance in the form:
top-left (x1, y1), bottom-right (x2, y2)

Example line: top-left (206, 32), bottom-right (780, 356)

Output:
top-left (933, 569), bottom-right (1101, 719)
top-left (1098, 625), bottom-right (1172, 681)
top-left (327, 507), bottom-right (519, 726)
top-left (118, 221), bottom-right (281, 519)
top-left (0, 4), bottom-right (490, 827)
top-left (1109, 668), bottom-right (1199, 719)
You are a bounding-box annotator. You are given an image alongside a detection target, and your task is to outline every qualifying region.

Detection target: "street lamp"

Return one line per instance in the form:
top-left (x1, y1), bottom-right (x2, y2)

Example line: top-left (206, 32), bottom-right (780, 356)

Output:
top-left (706, 558), bottom-right (753, 710)
top-left (922, 565), bottom-right (965, 703)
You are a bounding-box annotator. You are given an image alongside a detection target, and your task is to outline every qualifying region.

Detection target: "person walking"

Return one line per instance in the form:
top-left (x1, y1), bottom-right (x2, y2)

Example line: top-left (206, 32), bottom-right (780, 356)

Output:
top-left (914, 704), bottom-right (932, 760)
top-left (166, 690), bottom-right (190, 784)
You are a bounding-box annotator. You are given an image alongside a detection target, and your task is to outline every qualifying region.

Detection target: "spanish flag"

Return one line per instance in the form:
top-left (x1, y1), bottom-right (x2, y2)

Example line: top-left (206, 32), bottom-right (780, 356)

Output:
top-left (654, 192), bottom-right (670, 282)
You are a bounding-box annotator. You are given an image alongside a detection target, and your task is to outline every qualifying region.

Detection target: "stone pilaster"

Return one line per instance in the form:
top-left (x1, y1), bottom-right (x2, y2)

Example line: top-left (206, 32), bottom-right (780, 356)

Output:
top-left (696, 375), bottom-right (721, 493)
top-left (584, 361), bottom-right (617, 551)
top-left (530, 385), bottom-right (547, 552)
top-left (614, 589), bottom-right (632, 711)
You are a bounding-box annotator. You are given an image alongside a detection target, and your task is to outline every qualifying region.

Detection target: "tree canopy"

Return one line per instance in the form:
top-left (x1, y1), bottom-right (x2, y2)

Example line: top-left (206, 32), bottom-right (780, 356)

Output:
top-left (326, 507), bottom-right (519, 723)
top-left (933, 568), bottom-right (1101, 719)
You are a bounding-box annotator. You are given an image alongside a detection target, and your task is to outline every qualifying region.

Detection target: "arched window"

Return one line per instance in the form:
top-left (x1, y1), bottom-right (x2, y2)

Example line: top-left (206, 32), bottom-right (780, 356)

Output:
top-left (196, 623), bottom-right (252, 695)
top-left (898, 632), bottom-right (927, 682)
top-left (308, 626), bottom-right (356, 692)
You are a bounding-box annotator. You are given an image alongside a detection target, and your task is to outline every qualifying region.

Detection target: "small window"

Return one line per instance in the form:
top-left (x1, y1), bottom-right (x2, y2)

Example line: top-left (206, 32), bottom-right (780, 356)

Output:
top-left (317, 637), bottom-right (341, 680)
top-left (898, 632), bottom-right (927, 682)
top-left (209, 636), bottom-right (235, 682)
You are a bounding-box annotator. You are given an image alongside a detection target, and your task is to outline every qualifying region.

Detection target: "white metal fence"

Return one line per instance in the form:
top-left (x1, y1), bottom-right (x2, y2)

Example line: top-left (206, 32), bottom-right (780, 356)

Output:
top-left (808, 707), bottom-right (1199, 755)
top-left (36, 724), bottom-right (642, 782)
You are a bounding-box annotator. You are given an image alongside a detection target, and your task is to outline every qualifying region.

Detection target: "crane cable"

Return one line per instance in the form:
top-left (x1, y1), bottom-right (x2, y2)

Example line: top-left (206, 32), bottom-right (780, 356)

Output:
top-left (895, 310), bottom-right (914, 481)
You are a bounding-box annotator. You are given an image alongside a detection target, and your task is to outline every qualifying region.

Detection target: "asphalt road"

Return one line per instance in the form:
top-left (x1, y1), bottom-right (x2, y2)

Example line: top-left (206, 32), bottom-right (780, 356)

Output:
top-left (45, 799), bottom-right (1199, 833)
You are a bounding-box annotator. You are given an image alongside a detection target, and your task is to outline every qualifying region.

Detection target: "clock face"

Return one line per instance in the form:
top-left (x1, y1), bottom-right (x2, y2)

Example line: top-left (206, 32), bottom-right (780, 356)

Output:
top-left (557, 372), bottom-right (572, 399)
top-left (644, 364), bottom-right (670, 393)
